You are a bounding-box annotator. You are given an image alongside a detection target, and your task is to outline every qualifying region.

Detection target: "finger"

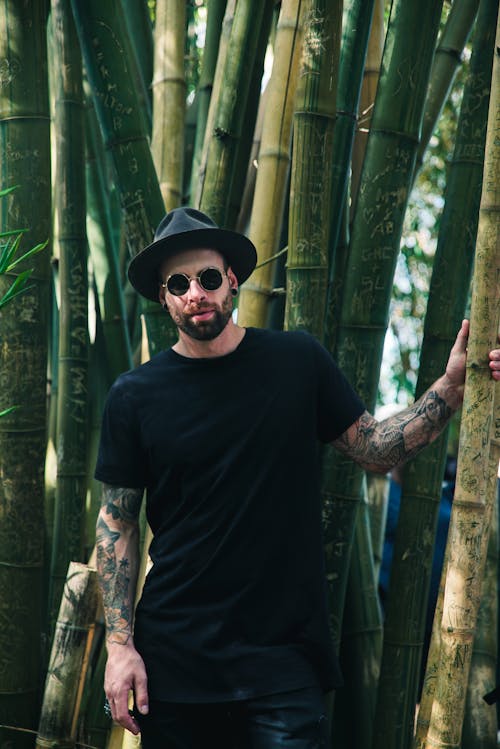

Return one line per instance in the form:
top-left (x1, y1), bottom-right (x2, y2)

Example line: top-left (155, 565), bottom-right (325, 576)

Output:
top-left (453, 319), bottom-right (469, 353)
top-left (489, 354), bottom-right (500, 380)
top-left (134, 672), bottom-right (150, 715)
top-left (113, 692), bottom-right (141, 735)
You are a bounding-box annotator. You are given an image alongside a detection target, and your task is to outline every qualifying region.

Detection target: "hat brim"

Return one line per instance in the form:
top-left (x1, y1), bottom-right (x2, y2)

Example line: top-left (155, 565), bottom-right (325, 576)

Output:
top-left (127, 227), bottom-right (257, 303)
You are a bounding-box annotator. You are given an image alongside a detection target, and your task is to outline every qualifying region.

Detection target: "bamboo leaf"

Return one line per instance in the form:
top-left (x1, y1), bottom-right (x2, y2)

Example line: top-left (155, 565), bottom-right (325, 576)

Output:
top-left (0, 270), bottom-right (34, 309)
top-left (0, 233), bottom-right (23, 273)
top-left (0, 227), bottom-right (27, 239)
top-left (0, 405), bottom-right (18, 418)
top-left (6, 239), bottom-right (48, 271)
top-left (0, 184), bottom-right (19, 198)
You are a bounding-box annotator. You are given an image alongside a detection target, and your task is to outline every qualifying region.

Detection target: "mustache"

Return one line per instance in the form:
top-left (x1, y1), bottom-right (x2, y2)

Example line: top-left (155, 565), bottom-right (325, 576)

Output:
top-left (185, 302), bottom-right (216, 314)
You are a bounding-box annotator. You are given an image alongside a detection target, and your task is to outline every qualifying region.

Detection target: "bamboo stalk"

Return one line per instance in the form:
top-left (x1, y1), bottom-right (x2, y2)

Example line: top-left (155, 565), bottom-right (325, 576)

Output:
top-left (373, 2), bottom-right (497, 744)
top-left (285, 0), bottom-right (342, 340)
top-left (122, 0), bottom-right (154, 126)
top-left (322, 0), bottom-right (445, 658)
top-left (0, 0), bottom-right (51, 736)
top-left (48, 0), bottom-right (89, 632)
top-left (189, 0), bottom-right (227, 203)
top-left (419, 398), bottom-right (499, 749)
top-left (423, 13), bottom-right (500, 743)
top-left (85, 94), bottom-right (133, 381)
top-left (237, 0), bottom-right (305, 328)
top-left (36, 563), bottom-right (100, 748)
top-left (151, 0), bottom-right (186, 211)
top-left (333, 489), bottom-right (383, 747)
top-left (327, 0), bottom-right (376, 278)
top-left (462, 450), bottom-right (498, 749)
top-left (349, 0), bottom-right (384, 216)
top-left (71, 0), bottom-right (175, 355)
top-left (416, 0), bottom-right (480, 172)
top-left (197, 0), bottom-right (272, 225)
top-left (225, 1), bottom-right (275, 230)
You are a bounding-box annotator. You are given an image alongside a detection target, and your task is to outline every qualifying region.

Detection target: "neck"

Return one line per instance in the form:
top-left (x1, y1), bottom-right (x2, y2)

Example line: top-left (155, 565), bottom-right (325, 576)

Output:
top-left (173, 320), bottom-right (246, 359)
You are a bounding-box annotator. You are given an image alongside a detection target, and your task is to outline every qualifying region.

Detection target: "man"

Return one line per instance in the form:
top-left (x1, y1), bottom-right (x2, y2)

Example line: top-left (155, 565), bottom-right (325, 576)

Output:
top-left (95, 207), bottom-right (500, 748)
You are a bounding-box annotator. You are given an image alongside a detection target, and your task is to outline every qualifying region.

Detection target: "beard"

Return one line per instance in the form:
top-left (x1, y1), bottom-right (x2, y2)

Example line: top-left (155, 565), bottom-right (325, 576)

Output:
top-left (167, 290), bottom-right (233, 341)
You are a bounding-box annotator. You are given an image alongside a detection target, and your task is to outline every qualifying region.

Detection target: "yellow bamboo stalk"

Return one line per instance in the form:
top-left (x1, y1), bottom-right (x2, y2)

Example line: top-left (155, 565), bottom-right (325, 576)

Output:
top-left (349, 0), bottom-right (384, 217)
top-left (151, 0), bottom-right (186, 211)
top-left (417, 389), bottom-right (500, 748)
top-left (236, 0), bottom-right (306, 329)
top-left (36, 563), bottom-right (99, 748)
top-left (423, 15), bottom-right (500, 746)
top-left (462, 448), bottom-right (499, 747)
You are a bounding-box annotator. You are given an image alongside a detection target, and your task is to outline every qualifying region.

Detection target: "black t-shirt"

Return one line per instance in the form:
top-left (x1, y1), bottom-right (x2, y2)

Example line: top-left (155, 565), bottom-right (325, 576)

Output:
top-left (95, 328), bottom-right (365, 702)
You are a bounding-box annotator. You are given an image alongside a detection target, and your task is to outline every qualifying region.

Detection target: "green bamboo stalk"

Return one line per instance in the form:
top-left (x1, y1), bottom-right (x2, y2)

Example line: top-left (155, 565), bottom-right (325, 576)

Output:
top-left (84, 320), bottom-right (110, 558)
top-left (234, 83), bottom-right (267, 235)
top-left (324, 0), bottom-right (378, 353)
top-left (333, 488), bottom-right (383, 748)
top-left (71, 0), bottom-right (175, 355)
top-left (365, 472), bottom-right (389, 580)
top-left (183, 94), bottom-right (198, 207)
top-left (326, 0), bottom-right (375, 277)
top-left (36, 563), bottom-right (100, 748)
top-left (189, 0), bottom-right (227, 203)
top-left (237, 0), bottom-right (306, 329)
top-left (122, 0), bottom-right (154, 125)
top-left (194, 0), bottom-right (235, 206)
top-left (48, 0), bottom-right (89, 631)
top-left (0, 0), bottom-right (51, 738)
top-left (151, 0), bottom-right (186, 211)
top-left (373, 2), bottom-right (496, 745)
top-left (424, 13), bottom-right (500, 742)
top-left (416, 0), bottom-right (480, 172)
top-left (349, 0), bottom-right (384, 217)
top-left (85, 94), bottom-right (133, 381)
top-left (462, 446), bottom-right (498, 749)
top-left (80, 633), bottom-right (111, 749)
top-left (45, 265), bottom-right (61, 570)
top-left (197, 0), bottom-right (273, 225)
top-left (285, 0), bottom-right (342, 340)
top-left (322, 0), bottom-right (444, 655)
top-left (225, 1), bottom-right (275, 230)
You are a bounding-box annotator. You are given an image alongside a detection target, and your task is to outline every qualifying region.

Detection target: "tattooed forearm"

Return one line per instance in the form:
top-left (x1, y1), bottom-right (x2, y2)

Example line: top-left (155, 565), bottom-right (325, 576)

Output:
top-left (96, 483), bottom-right (143, 645)
top-left (334, 389), bottom-right (453, 473)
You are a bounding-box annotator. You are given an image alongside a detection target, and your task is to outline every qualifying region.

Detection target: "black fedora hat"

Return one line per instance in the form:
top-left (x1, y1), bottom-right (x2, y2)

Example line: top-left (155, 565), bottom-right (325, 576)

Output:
top-left (128, 207), bottom-right (257, 302)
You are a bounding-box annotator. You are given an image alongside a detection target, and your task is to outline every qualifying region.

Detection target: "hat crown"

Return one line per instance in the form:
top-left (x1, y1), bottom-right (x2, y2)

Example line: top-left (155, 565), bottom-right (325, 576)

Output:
top-left (154, 207), bottom-right (218, 242)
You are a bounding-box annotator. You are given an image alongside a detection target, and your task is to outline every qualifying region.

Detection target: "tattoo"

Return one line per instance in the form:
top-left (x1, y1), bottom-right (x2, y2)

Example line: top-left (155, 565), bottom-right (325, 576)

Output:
top-left (335, 389), bottom-right (452, 472)
top-left (96, 484), bottom-right (143, 644)
top-left (101, 483), bottom-right (143, 522)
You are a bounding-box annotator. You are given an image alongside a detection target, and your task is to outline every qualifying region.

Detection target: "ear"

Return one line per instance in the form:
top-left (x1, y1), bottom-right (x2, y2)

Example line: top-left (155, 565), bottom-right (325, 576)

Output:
top-left (227, 267), bottom-right (238, 291)
top-left (158, 279), bottom-right (167, 306)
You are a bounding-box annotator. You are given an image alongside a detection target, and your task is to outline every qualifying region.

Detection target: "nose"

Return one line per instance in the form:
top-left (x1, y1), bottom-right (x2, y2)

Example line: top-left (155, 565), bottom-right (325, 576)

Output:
top-left (186, 277), bottom-right (207, 302)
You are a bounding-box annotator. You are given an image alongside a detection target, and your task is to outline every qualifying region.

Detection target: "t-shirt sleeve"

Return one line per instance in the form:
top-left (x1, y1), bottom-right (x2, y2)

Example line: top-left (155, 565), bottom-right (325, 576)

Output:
top-left (94, 379), bottom-right (147, 488)
top-left (311, 337), bottom-right (366, 443)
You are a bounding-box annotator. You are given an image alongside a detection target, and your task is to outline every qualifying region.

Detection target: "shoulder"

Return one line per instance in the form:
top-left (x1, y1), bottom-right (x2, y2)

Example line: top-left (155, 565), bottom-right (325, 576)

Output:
top-left (245, 327), bottom-right (323, 356)
top-left (104, 350), bottom-right (174, 409)
top-left (111, 350), bottom-right (172, 389)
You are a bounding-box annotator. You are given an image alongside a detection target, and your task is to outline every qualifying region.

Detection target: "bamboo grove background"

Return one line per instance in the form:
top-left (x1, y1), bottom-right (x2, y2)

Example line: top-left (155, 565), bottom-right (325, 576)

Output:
top-left (0, 0), bottom-right (499, 748)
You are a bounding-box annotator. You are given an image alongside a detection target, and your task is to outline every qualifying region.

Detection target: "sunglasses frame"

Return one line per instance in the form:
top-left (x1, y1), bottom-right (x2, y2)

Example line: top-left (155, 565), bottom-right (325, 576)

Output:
top-left (161, 266), bottom-right (227, 296)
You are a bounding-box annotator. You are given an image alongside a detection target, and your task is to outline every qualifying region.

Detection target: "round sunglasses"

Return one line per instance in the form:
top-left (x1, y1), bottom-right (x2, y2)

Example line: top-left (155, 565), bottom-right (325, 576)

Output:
top-left (161, 266), bottom-right (226, 296)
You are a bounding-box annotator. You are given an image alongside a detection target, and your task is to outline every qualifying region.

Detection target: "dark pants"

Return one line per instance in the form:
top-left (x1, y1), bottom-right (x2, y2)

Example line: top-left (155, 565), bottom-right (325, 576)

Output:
top-left (136, 685), bottom-right (329, 749)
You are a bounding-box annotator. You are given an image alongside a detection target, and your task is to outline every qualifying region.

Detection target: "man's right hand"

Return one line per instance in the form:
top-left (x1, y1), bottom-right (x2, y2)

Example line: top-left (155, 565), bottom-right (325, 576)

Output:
top-left (104, 641), bottom-right (149, 735)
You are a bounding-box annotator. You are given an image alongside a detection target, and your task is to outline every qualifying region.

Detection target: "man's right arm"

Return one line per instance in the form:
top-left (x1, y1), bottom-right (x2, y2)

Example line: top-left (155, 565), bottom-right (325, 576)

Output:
top-left (96, 483), bottom-right (148, 733)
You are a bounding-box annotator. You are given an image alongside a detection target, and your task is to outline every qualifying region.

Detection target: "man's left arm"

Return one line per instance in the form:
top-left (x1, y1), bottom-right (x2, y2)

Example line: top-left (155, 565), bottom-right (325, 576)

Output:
top-left (333, 320), bottom-right (500, 474)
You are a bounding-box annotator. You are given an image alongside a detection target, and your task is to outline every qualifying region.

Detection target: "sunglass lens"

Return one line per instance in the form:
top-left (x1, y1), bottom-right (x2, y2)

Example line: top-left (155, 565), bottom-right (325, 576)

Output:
top-left (167, 274), bottom-right (189, 295)
top-left (200, 268), bottom-right (223, 291)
